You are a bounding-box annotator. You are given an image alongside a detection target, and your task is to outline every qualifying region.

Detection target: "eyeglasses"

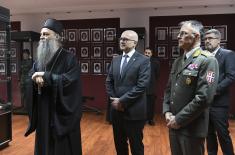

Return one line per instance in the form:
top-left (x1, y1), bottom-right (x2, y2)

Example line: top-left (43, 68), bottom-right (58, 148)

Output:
top-left (177, 31), bottom-right (195, 37)
top-left (119, 37), bottom-right (136, 42)
top-left (204, 37), bottom-right (218, 41)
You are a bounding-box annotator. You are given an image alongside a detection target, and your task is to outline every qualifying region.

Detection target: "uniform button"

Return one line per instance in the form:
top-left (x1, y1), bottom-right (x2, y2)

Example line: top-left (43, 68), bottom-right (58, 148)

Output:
top-left (171, 101), bottom-right (173, 104)
top-left (175, 83), bottom-right (178, 86)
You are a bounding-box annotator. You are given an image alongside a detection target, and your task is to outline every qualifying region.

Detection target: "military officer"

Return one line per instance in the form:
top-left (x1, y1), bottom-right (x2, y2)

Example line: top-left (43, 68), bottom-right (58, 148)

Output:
top-left (163, 20), bottom-right (219, 155)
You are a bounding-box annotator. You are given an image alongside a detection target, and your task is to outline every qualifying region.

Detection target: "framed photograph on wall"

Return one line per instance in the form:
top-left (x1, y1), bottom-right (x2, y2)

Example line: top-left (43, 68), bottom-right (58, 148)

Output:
top-left (170, 26), bottom-right (180, 41)
top-left (91, 45), bottom-right (103, 59)
top-left (67, 29), bottom-right (77, 42)
top-left (92, 60), bottom-right (103, 74)
top-left (80, 46), bottom-right (89, 58)
top-left (104, 28), bottom-right (116, 42)
top-left (0, 48), bottom-right (5, 58)
top-left (0, 31), bottom-right (6, 43)
top-left (171, 45), bottom-right (180, 58)
top-left (10, 48), bottom-right (16, 58)
top-left (91, 28), bottom-right (103, 42)
top-left (104, 46), bottom-right (115, 58)
top-left (104, 60), bottom-right (111, 74)
top-left (79, 29), bottom-right (90, 42)
top-left (11, 62), bottom-right (17, 73)
top-left (155, 44), bottom-right (167, 59)
top-left (0, 62), bottom-right (5, 73)
top-left (204, 26), bottom-right (212, 33)
top-left (155, 27), bottom-right (168, 41)
top-left (61, 29), bottom-right (67, 41)
top-left (220, 43), bottom-right (227, 49)
top-left (68, 47), bottom-right (77, 55)
top-left (80, 60), bottom-right (90, 74)
top-left (213, 25), bottom-right (227, 41)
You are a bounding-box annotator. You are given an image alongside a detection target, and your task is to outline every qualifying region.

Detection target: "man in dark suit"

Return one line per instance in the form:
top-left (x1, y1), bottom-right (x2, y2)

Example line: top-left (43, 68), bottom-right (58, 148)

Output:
top-left (106, 30), bottom-right (150, 155)
top-left (163, 20), bottom-right (219, 155)
top-left (144, 47), bottom-right (160, 125)
top-left (205, 29), bottom-right (235, 155)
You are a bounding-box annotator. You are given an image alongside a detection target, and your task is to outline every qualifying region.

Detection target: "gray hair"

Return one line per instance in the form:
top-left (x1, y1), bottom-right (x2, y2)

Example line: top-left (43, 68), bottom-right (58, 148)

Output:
top-left (179, 20), bottom-right (204, 39)
top-left (205, 29), bottom-right (221, 40)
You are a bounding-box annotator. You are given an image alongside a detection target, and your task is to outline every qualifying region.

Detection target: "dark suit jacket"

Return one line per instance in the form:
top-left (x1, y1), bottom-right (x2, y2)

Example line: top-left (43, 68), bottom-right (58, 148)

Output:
top-left (146, 57), bottom-right (160, 95)
top-left (106, 51), bottom-right (150, 120)
top-left (212, 48), bottom-right (235, 108)
top-left (163, 48), bottom-right (219, 138)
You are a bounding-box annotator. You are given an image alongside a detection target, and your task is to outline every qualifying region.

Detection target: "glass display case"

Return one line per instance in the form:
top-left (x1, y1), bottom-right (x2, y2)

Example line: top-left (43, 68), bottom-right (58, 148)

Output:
top-left (0, 6), bottom-right (12, 149)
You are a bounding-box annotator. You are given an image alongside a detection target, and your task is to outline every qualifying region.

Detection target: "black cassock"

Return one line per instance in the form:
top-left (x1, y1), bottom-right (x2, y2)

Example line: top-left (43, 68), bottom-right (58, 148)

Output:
top-left (25, 48), bottom-right (83, 155)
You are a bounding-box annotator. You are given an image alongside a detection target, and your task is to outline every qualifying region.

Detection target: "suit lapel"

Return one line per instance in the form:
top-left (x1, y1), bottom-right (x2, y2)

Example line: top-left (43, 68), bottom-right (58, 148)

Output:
top-left (215, 48), bottom-right (222, 60)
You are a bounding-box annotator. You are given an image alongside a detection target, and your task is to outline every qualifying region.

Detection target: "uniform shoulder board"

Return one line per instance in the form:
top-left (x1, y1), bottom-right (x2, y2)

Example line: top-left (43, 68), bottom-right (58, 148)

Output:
top-left (201, 50), bottom-right (213, 57)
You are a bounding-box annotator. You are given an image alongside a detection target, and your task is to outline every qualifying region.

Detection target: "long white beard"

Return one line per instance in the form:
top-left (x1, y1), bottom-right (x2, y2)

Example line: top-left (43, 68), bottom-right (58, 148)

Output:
top-left (36, 38), bottom-right (59, 71)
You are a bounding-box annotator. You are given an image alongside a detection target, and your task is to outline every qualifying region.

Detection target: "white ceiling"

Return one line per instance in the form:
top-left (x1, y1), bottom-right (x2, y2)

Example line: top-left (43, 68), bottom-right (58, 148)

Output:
top-left (1, 0), bottom-right (235, 15)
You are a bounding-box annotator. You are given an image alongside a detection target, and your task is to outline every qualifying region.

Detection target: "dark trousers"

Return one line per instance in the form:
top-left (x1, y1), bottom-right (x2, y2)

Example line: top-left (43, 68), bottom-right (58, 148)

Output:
top-left (112, 110), bottom-right (145, 155)
top-left (206, 108), bottom-right (234, 155)
top-left (169, 130), bottom-right (205, 155)
top-left (146, 95), bottom-right (156, 121)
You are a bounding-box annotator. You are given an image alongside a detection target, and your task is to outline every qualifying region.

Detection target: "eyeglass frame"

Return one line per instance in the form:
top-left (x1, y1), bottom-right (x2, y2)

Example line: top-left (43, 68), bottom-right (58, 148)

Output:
top-left (204, 37), bottom-right (219, 41)
top-left (177, 31), bottom-right (196, 38)
top-left (119, 37), bottom-right (136, 42)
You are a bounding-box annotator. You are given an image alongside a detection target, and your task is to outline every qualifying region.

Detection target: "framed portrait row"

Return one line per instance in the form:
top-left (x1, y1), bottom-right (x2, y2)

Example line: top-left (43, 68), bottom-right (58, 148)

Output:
top-left (80, 60), bottom-right (111, 75)
top-left (68, 45), bottom-right (117, 59)
top-left (155, 44), bottom-right (182, 59)
top-left (61, 28), bottom-right (117, 43)
top-left (0, 61), bottom-right (17, 74)
top-left (0, 46), bottom-right (17, 59)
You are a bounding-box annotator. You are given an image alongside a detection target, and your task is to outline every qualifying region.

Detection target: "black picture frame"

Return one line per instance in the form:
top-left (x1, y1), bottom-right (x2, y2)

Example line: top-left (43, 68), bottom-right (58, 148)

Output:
top-left (204, 26), bottom-right (212, 33)
top-left (170, 26), bottom-right (180, 41)
top-left (155, 27), bottom-right (168, 41)
top-left (171, 45), bottom-right (180, 58)
top-left (213, 25), bottom-right (227, 41)
top-left (155, 44), bottom-right (168, 59)
top-left (68, 47), bottom-right (77, 55)
top-left (79, 29), bottom-right (90, 42)
top-left (0, 62), bottom-right (5, 73)
top-left (61, 29), bottom-right (67, 41)
top-left (91, 28), bottom-right (103, 42)
top-left (104, 46), bottom-right (115, 58)
top-left (0, 31), bottom-right (6, 43)
top-left (0, 48), bottom-right (5, 58)
top-left (104, 60), bottom-right (111, 74)
top-left (220, 43), bottom-right (227, 49)
top-left (11, 62), bottom-right (16, 73)
top-left (92, 61), bottom-right (103, 74)
top-left (67, 29), bottom-right (77, 42)
top-left (10, 48), bottom-right (16, 58)
top-left (91, 45), bottom-right (103, 59)
top-left (80, 46), bottom-right (89, 58)
top-left (104, 28), bottom-right (116, 42)
top-left (80, 60), bottom-right (90, 74)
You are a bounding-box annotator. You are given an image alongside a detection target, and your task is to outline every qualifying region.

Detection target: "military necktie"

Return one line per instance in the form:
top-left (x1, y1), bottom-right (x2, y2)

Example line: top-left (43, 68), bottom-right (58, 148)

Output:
top-left (120, 54), bottom-right (128, 77)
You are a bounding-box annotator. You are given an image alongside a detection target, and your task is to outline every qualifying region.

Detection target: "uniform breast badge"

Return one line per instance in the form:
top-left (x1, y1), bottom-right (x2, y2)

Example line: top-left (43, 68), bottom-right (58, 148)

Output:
top-left (186, 77), bottom-right (191, 85)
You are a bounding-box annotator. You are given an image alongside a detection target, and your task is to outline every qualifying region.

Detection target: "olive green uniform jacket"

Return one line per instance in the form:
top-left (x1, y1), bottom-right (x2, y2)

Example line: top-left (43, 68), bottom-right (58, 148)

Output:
top-left (163, 48), bottom-right (219, 138)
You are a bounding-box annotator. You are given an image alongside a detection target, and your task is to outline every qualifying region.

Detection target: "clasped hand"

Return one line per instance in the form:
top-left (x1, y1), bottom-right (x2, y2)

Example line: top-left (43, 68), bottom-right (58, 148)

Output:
top-left (110, 97), bottom-right (124, 111)
top-left (165, 112), bottom-right (180, 129)
top-left (32, 72), bottom-right (45, 87)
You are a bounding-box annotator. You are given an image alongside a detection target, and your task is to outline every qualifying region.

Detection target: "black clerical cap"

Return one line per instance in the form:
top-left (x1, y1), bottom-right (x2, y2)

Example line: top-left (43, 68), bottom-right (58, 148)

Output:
top-left (42, 18), bottom-right (63, 35)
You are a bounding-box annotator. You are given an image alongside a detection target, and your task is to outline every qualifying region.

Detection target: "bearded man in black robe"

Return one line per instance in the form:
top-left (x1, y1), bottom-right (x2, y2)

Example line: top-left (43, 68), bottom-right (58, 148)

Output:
top-left (24, 18), bottom-right (83, 155)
